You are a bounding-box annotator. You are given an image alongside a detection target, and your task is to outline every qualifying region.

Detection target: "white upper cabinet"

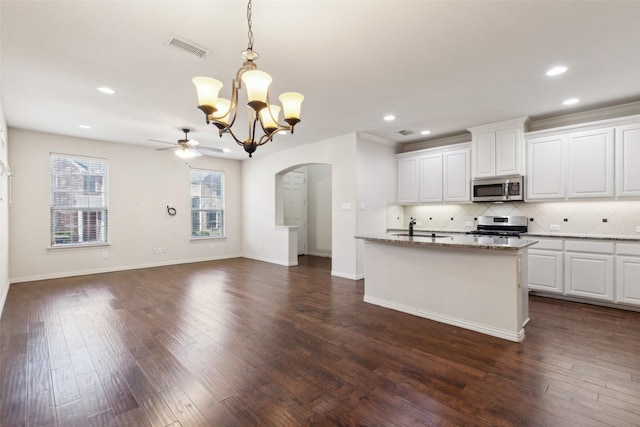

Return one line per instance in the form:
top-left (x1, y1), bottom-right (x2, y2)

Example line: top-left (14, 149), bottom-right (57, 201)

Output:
top-left (616, 123), bottom-right (640, 197)
top-left (526, 127), bottom-right (615, 200)
top-left (469, 117), bottom-right (528, 178)
top-left (495, 128), bottom-right (521, 176)
top-left (473, 132), bottom-right (495, 178)
top-left (526, 135), bottom-right (566, 200)
top-left (418, 153), bottom-right (443, 202)
top-left (443, 149), bottom-right (471, 202)
top-left (566, 128), bottom-right (614, 198)
top-left (397, 157), bottom-right (419, 203)
top-left (396, 143), bottom-right (471, 204)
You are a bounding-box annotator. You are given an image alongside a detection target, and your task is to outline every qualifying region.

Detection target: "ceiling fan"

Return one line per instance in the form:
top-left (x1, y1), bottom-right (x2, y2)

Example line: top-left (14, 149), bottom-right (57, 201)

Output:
top-left (150, 128), bottom-right (224, 159)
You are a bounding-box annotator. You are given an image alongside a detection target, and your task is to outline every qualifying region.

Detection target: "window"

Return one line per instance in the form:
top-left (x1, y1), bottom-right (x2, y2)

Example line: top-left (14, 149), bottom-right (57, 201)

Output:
top-left (191, 169), bottom-right (224, 238)
top-left (50, 154), bottom-right (108, 247)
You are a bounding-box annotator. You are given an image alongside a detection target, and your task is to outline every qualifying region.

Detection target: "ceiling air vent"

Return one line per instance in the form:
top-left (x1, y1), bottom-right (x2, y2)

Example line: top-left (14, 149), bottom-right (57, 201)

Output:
top-left (167, 36), bottom-right (209, 59)
top-left (398, 129), bottom-right (414, 136)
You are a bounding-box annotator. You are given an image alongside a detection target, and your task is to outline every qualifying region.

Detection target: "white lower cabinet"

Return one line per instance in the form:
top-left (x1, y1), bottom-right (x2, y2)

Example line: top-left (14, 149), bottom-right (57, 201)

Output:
top-left (564, 240), bottom-right (614, 301)
top-left (616, 243), bottom-right (640, 306)
top-left (528, 238), bottom-right (640, 308)
top-left (528, 239), bottom-right (563, 294)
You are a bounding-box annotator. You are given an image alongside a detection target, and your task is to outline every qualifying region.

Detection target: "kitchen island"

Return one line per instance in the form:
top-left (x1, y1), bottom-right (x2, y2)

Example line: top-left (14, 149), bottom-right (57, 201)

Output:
top-left (356, 233), bottom-right (538, 342)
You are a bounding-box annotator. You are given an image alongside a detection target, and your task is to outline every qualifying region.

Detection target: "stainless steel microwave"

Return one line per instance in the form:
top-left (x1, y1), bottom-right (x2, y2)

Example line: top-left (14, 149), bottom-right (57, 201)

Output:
top-left (472, 176), bottom-right (524, 202)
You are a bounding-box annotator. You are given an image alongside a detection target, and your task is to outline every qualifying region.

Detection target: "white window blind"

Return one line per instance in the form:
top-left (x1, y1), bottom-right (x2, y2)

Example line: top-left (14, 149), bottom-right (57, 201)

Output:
top-left (50, 153), bottom-right (108, 246)
top-left (191, 169), bottom-right (224, 238)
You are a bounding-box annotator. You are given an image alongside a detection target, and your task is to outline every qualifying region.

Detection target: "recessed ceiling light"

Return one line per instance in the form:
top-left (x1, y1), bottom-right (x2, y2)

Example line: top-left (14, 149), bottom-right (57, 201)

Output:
top-left (78, 125), bottom-right (91, 129)
top-left (562, 98), bottom-right (580, 106)
top-left (222, 148), bottom-right (231, 153)
top-left (97, 87), bottom-right (116, 95)
top-left (546, 66), bottom-right (568, 77)
top-left (384, 115), bottom-right (396, 121)
top-left (420, 130), bottom-right (431, 135)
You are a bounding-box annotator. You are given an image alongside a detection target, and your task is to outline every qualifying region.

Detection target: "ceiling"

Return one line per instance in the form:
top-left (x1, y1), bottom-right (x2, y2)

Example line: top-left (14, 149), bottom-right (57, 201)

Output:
top-left (2, 1), bottom-right (640, 160)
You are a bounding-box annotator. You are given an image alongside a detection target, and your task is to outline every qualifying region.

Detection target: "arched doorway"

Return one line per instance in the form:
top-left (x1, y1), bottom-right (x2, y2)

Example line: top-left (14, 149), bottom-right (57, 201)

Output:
top-left (275, 163), bottom-right (332, 258)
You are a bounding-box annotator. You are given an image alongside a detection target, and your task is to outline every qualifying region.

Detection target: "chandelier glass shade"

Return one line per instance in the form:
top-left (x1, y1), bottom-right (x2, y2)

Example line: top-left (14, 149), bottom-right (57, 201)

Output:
top-left (192, 0), bottom-right (303, 158)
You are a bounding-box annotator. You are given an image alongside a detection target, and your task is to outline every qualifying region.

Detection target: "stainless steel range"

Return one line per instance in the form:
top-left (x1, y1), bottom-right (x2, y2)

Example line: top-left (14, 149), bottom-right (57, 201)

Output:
top-left (469, 215), bottom-right (528, 237)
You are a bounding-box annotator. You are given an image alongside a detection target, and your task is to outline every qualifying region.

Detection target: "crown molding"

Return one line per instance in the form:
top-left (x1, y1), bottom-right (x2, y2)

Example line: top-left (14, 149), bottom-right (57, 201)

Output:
top-left (529, 100), bottom-right (640, 132)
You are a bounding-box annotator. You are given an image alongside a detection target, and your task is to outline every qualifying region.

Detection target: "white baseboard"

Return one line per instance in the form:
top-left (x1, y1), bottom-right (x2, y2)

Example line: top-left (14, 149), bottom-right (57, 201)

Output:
top-left (363, 295), bottom-right (525, 342)
top-left (9, 254), bottom-right (243, 284)
top-left (305, 251), bottom-right (331, 258)
top-left (331, 270), bottom-right (363, 280)
top-left (241, 254), bottom-right (298, 267)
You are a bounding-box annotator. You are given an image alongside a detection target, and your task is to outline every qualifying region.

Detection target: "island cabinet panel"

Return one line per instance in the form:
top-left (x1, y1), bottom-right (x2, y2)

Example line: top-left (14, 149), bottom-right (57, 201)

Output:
top-left (616, 243), bottom-right (640, 306)
top-left (564, 240), bottom-right (615, 301)
top-left (566, 128), bottom-right (614, 198)
top-left (397, 157), bottom-right (419, 203)
top-left (616, 123), bottom-right (640, 197)
top-left (361, 240), bottom-right (529, 342)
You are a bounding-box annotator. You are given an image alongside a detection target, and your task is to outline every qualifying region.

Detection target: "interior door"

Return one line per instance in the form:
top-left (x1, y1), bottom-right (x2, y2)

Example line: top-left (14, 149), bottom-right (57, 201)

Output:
top-left (283, 170), bottom-right (306, 255)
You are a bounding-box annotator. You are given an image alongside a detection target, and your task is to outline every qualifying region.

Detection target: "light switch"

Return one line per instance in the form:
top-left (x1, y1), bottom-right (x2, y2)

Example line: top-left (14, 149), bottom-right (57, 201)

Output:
top-left (341, 202), bottom-right (352, 211)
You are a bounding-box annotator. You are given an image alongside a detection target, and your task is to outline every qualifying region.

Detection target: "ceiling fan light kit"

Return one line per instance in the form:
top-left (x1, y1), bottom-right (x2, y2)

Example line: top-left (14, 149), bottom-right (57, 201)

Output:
top-left (153, 128), bottom-right (225, 159)
top-left (192, 0), bottom-right (304, 158)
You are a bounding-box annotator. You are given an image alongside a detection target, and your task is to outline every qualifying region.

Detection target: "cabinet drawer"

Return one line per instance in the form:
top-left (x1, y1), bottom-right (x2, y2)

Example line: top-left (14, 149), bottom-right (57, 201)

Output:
top-left (530, 238), bottom-right (563, 251)
top-left (564, 240), bottom-right (614, 254)
top-left (617, 243), bottom-right (640, 256)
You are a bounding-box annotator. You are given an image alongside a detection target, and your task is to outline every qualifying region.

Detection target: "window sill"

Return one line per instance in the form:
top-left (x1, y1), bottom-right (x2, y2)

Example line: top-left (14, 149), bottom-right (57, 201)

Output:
top-left (48, 242), bottom-right (111, 251)
top-left (190, 236), bottom-right (227, 241)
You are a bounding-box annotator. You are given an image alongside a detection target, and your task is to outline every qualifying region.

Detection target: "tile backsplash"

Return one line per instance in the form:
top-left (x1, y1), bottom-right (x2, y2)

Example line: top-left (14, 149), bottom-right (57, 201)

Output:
top-left (389, 201), bottom-right (640, 237)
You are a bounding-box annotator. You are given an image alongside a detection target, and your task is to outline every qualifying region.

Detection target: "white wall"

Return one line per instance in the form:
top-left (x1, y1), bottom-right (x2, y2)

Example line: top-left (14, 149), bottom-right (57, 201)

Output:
top-left (242, 132), bottom-right (359, 279)
top-left (356, 136), bottom-right (397, 276)
top-left (306, 164), bottom-right (332, 257)
top-left (8, 128), bottom-right (242, 282)
top-left (0, 101), bottom-right (9, 315)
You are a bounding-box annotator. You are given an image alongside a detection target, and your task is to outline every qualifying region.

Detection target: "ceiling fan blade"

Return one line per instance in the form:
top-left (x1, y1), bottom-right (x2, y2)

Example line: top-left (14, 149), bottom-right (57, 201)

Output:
top-left (148, 138), bottom-right (175, 145)
top-left (197, 146), bottom-right (225, 153)
top-left (155, 146), bottom-right (177, 152)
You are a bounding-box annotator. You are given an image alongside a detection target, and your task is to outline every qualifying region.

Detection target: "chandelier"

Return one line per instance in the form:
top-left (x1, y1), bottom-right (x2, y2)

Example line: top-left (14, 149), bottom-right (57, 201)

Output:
top-left (192, 0), bottom-right (304, 158)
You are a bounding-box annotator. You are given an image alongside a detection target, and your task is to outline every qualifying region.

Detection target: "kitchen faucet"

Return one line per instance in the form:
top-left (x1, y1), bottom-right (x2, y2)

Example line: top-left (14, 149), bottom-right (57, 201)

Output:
top-left (409, 217), bottom-right (416, 237)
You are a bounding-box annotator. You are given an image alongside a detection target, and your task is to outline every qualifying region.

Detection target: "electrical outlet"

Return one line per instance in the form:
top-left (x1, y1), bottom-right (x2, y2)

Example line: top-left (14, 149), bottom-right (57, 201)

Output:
top-left (162, 247), bottom-right (167, 254)
top-left (636, 226), bottom-right (640, 233)
top-left (102, 251), bottom-right (109, 259)
top-left (466, 221), bottom-right (474, 227)
top-left (549, 224), bottom-right (561, 231)
top-left (416, 221), bottom-right (422, 226)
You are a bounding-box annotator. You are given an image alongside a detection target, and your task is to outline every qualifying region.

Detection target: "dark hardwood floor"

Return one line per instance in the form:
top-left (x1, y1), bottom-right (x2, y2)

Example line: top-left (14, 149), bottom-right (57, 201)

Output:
top-left (1, 256), bottom-right (640, 426)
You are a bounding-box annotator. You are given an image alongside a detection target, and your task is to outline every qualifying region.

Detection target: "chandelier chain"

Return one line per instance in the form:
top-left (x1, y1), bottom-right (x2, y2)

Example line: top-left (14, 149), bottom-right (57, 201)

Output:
top-left (246, 0), bottom-right (254, 51)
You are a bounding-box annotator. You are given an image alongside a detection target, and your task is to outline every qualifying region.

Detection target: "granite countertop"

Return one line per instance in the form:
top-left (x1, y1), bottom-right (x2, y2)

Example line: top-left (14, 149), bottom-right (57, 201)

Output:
top-left (356, 232), bottom-right (538, 251)
top-left (522, 232), bottom-right (640, 242)
top-left (386, 229), bottom-right (640, 243)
